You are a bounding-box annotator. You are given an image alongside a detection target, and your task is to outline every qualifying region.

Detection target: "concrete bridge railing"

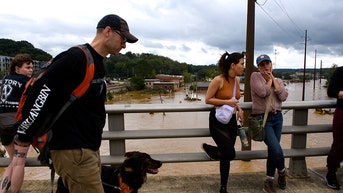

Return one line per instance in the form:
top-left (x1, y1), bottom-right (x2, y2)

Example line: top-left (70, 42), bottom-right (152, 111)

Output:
top-left (0, 100), bottom-right (336, 178)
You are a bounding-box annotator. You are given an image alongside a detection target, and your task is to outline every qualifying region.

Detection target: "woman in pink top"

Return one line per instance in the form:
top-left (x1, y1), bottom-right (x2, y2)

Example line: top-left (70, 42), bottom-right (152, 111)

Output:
top-left (250, 54), bottom-right (288, 193)
top-left (202, 52), bottom-right (245, 193)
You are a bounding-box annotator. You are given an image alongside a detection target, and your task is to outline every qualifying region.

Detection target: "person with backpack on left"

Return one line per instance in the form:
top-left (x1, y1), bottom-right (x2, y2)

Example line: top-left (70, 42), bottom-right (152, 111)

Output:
top-left (13, 14), bottom-right (138, 193)
top-left (0, 54), bottom-right (33, 193)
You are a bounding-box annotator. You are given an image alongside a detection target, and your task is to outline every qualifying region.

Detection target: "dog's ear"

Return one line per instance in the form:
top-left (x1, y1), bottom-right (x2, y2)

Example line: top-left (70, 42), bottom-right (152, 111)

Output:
top-left (122, 156), bottom-right (141, 174)
top-left (124, 151), bottom-right (139, 158)
top-left (124, 166), bottom-right (134, 173)
top-left (124, 152), bottom-right (132, 158)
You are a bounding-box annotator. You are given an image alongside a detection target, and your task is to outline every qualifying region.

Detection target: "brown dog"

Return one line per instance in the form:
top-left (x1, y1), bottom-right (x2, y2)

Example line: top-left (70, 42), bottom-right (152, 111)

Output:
top-left (56, 151), bottom-right (162, 193)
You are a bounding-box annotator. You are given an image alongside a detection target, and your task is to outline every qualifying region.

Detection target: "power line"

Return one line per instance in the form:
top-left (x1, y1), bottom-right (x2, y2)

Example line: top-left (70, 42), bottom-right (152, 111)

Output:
top-left (273, 0), bottom-right (303, 36)
top-left (256, 0), bottom-right (268, 6)
top-left (256, 0), bottom-right (303, 42)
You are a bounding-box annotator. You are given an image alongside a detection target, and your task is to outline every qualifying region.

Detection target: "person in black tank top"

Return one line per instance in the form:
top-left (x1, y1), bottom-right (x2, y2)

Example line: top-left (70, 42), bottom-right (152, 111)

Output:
top-left (202, 52), bottom-right (245, 193)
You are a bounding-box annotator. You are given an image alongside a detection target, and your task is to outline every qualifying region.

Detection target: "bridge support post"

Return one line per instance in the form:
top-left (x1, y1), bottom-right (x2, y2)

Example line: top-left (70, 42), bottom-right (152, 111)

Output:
top-left (107, 112), bottom-right (125, 162)
top-left (288, 109), bottom-right (309, 178)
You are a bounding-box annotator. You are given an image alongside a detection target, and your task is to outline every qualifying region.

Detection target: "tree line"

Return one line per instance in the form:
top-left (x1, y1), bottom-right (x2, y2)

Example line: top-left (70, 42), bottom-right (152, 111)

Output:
top-left (0, 38), bottom-right (220, 83)
top-left (103, 52), bottom-right (220, 83)
top-left (0, 38), bottom-right (52, 61)
top-left (0, 38), bottom-right (334, 86)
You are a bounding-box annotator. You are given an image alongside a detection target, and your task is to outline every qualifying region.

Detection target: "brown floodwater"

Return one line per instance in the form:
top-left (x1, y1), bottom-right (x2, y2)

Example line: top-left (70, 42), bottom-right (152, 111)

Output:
top-left (1, 80), bottom-right (334, 179)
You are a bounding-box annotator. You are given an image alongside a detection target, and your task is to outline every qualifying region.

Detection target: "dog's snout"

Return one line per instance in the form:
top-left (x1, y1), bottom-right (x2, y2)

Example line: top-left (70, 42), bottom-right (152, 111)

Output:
top-left (152, 159), bottom-right (162, 168)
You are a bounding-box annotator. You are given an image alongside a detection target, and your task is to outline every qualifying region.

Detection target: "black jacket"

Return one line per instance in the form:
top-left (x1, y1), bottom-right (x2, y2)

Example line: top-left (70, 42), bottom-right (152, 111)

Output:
top-left (17, 44), bottom-right (106, 151)
top-left (327, 66), bottom-right (343, 111)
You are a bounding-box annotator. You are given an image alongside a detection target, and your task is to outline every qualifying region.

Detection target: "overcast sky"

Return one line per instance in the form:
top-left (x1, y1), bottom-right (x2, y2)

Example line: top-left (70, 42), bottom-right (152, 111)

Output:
top-left (1, 0), bottom-right (342, 69)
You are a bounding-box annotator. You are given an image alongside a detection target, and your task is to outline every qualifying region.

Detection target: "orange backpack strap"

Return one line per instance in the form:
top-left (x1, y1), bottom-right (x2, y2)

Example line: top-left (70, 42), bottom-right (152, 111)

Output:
top-left (50, 45), bottom-right (95, 129)
top-left (16, 78), bottom-right (33, 121)
top-left (71, 45), bottom-right (95, 99)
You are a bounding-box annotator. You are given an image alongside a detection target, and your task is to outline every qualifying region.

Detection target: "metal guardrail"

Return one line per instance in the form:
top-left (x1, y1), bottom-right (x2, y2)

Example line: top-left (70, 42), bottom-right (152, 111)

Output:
top-left (0, 100), bottom-right (336, 178)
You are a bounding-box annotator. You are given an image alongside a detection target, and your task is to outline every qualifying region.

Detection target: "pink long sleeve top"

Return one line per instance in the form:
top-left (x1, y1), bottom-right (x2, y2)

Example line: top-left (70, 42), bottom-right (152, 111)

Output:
top-left (250, 72), bottom-right (288, 115)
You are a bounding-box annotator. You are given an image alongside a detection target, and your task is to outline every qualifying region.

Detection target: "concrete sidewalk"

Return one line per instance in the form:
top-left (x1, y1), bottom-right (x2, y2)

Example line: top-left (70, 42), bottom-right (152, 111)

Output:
top-left (20, 167), bottom-right (342, 193)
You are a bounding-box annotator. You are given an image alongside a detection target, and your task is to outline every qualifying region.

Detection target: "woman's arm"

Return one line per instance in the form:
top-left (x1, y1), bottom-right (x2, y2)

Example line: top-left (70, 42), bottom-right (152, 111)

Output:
top-left (274, 78), bottom-right (288, 102)
top-left (250, 72), bottom-right (271, 98)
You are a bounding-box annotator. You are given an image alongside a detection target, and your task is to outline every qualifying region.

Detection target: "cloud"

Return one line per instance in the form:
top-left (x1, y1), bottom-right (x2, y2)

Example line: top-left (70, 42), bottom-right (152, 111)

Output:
top-left (0, 0), bottom-right (342, 68)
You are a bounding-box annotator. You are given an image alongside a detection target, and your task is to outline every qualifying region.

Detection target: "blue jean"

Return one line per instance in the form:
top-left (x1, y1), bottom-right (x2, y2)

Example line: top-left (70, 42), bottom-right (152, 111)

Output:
top-left (264, 111), bottom-right (285, 177)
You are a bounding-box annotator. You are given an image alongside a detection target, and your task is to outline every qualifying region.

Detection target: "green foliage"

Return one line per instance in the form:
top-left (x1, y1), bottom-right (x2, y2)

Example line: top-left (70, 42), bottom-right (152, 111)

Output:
top-left (106, 91), bottom-right (113, 101)
top-left (326, 64), bottom-right (338, 87)
top-left (182, 71), bottom-right (192, 83)
top-left (2, 38), bottom-right (334, 90)
top-left (135, 59), bottom-right (155, 78)
top-left (273, 71), bottom-right (282, 78)
top-left (192, 64), bottom-right (219, 81)
top-left (0, 38), bottom-right (52, 60)
top-left (282, 72), bottom-right (292, 80)
top-left (103, 52), bottom-right (215, 81)
top-left (129, 77), bottom-right (145, 90)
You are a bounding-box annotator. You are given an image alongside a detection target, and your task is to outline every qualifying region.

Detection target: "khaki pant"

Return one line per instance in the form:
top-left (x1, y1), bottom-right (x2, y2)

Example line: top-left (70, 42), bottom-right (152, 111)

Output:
top-left (50, 149), bottom-right (104, 193)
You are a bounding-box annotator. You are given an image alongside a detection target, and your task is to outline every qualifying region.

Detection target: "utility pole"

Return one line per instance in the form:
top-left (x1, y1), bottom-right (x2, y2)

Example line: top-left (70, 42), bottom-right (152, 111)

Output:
top-left (243, 0), bottom-right (255, 151)
top-left (302, 30), bottom-right (307, 101)
top-left (313, 50), bottom-right (317, 89)
top-left (320, 60), bottom-right (322, 84)
top-left (274, 49), bottom-right (278, 69)
top-left (244, 0), bottom-right (255, 105)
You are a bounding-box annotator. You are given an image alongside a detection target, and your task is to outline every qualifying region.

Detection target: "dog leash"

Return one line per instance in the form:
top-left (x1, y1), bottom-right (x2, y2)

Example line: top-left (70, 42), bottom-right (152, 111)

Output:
top-left (102, 181), bottom-right (121, 190)
top-left (101, 169), bottom-right (134, 192)
top-left (102, 167), bottom-right (122, 191)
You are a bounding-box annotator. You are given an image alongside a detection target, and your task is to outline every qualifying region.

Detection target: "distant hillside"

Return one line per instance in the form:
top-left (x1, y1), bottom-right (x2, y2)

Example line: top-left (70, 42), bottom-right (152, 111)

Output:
top-left (274, 68), bottom-right (330, 75)
top-left (0, 38), bottom-right (333, 82)
top-left (0, 38), bottom-right (52, 61)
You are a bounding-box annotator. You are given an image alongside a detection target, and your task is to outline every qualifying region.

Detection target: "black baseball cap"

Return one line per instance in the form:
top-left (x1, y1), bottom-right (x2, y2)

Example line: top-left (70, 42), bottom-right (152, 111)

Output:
top-left (97, 14), bottom-right (138, 43)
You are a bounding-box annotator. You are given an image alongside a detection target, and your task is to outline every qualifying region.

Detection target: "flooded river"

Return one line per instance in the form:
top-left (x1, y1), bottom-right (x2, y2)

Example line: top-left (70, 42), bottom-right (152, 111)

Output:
top-left (2, 79), bottom-right (335, 179)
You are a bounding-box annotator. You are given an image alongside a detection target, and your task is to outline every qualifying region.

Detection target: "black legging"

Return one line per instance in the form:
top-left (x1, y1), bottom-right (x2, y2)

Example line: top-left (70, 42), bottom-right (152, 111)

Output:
top-left (209, 108), bottom-right (237, 187)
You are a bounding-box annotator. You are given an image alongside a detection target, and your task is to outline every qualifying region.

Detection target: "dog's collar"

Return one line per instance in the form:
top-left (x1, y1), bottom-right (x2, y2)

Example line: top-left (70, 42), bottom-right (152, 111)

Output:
top-left (118, 174), bottom-right (134, 193)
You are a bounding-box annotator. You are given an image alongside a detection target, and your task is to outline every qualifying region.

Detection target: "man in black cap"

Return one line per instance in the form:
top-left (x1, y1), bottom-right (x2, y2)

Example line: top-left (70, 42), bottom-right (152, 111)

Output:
top-left (14, 14), bottom-right (137, 193)
top-left (92, 14), bottom-right (138, 56)
top-left (96, 14), bottom-right (138, 44)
